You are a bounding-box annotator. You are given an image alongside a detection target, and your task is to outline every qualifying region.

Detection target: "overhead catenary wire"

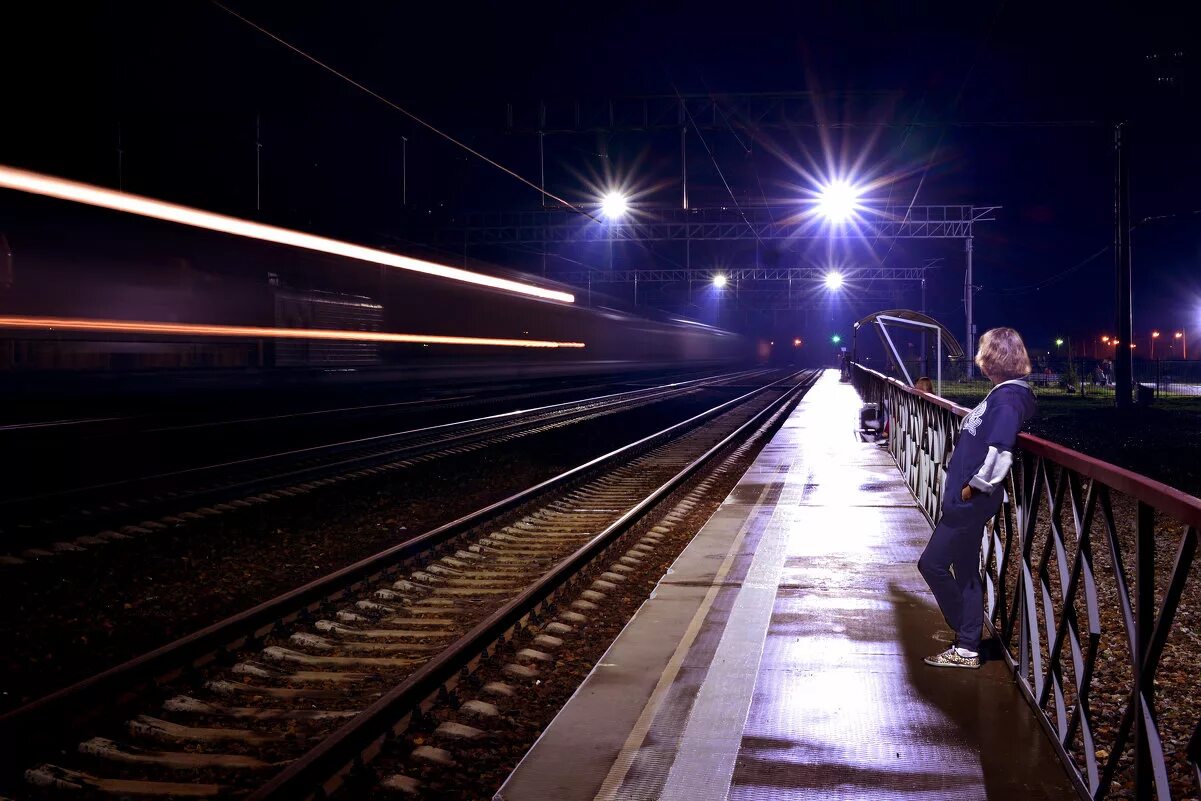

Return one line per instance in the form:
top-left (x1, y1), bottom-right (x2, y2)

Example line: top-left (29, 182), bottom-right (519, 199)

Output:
top-left (882, 6), bottom-right (1005, 284)
top-left (702, 81), bottom-right (781, 229)
top-left (986, 245), bottom-right (1111, 295)
top-left (983, 210), bottom-right (1201, 297)
top-left (210, 1), bottom-right (596, 221)
top-left (873, 96), bottom-right (926, 257)
top-left (673, 83), bottom-right (767, 248)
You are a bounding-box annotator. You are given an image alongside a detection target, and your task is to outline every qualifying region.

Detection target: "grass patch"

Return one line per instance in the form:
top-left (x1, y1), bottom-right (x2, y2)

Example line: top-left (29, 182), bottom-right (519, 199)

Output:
top-left (929, 382), bottom-right (1201, 497)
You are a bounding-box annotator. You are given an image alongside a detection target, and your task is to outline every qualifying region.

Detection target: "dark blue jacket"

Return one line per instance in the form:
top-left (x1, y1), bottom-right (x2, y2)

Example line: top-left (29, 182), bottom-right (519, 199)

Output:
top-left (945, 380), bottom-right (1037, 505)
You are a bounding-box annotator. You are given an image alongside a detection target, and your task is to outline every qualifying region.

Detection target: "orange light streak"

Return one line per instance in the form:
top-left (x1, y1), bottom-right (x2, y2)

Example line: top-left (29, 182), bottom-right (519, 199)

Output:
top-left (0, 316), bottom-right (585, 349)
top-left (0, 165), bottom-right (575, 304)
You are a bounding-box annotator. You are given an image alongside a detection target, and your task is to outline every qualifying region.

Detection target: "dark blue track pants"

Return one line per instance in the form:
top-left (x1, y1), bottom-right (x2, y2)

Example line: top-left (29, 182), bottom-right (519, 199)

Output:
top-left (917, 499), bottom-right (999, 654)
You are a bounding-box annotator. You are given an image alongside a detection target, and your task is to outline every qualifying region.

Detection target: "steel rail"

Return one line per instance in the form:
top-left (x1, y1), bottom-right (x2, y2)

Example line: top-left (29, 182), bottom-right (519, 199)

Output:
top-left (0, 368), bottom-right (806, 791)
top-left (0, 368), bottom-right (768, 545)
top-left (852, 363), bottom-right (1201, 801)
top-left (248, 369), bottom-right (819, 801)
top-left (5, 368), bottom-right (762, 504)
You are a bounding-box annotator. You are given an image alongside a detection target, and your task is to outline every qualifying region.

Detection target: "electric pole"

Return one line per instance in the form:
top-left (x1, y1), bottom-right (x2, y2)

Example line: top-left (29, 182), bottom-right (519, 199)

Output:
top-left (1114, 122), bottom-right (1133, 409)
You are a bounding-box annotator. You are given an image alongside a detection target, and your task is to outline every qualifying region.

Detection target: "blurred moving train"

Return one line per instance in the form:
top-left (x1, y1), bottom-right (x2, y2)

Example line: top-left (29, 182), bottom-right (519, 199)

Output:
top-left (0, 182), bottom-right (749, 385)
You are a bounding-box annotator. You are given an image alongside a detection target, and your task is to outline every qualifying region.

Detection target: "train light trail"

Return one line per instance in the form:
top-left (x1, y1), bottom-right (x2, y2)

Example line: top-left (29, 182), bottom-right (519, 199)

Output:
top-left (0, 316), bottom-right (585, 349)
top-left (0, 165), bottom-right (575, 304)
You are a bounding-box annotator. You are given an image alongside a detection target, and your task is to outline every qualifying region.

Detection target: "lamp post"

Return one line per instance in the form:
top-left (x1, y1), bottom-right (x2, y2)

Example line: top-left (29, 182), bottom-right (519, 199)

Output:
top-left (599, 190), bottom-right (628, 295)
top-left (814, 181), bottom-right (863, 224)
top-left (1176, 331), bottom-right (1187, 359)
top-left (813, 182), bottom-right (862, 374)
top-left (1114, 123), bottom-right (1133, 408)
top-left (1151, 330), bottom-right (1160, 359)
top-left (600, 191), bottom-right (628, 220)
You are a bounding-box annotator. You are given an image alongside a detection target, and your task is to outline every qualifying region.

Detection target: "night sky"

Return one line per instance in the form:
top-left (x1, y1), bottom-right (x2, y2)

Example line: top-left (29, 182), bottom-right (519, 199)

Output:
top-left (1, 2), bottom-right (1197, 351)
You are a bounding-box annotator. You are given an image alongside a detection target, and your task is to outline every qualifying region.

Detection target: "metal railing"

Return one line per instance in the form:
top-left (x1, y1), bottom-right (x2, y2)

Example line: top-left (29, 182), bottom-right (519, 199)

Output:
top-left (878, 357), bottom-right (1201, 402)
top-left (852, 363), bottom-right (1201, 801)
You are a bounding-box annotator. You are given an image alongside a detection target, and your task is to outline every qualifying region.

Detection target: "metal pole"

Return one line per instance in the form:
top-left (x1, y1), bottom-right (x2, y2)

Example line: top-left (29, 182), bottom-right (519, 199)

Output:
top-left (921, 271), bottom-right (928, 375)
top-left (401, 136), bottom-right (408, 207)
top-left (538, 131), bottom-right (545, 209)
top-left (937, 335), bottom-right (943, 396)
top-left (965, 237), bottom-right (974, 379)
top-left (1134, 502), bottom-right (1155, 801)
top-left (681, 126), bottom-right (688, 210)
top-left (1115, 122), bottom-right (1134, 409)
top-left (117, 122), bottom-right (124, 191)
top-left (255, 115), bottom-right (262, 212)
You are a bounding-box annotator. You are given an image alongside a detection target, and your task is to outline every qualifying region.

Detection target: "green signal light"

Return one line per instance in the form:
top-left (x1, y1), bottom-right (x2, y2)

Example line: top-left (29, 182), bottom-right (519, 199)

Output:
top-left (831, 334), bottom-right (842, 344)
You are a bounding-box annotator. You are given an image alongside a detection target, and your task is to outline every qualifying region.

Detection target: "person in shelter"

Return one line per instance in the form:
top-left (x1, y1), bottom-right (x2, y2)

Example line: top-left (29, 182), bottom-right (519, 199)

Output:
top-left (918, 328), bottom-right (1037, 668)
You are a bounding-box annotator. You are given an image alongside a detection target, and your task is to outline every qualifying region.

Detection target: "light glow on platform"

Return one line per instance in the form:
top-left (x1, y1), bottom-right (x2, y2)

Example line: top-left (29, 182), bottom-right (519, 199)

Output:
top-left (0, 165), bottom-right (575, 304)
top-left (0, 316), bottom-right (586, 348)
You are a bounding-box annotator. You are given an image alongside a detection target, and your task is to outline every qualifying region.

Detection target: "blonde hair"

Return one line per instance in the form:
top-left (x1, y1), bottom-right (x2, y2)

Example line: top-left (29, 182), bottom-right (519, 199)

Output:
top-left (914, 376), bottom-right (934, 393)
top-left (975, 327), bottom-right (1032, 381)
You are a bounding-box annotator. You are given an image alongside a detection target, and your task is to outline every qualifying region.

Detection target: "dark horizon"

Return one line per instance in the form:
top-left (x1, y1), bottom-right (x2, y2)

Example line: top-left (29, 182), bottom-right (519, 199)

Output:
top-left (2, 2), bottom-right (1198, 351)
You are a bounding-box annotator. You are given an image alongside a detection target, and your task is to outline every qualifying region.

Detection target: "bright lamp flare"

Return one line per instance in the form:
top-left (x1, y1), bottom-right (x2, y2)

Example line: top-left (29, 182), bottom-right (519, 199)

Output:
top-left (815, 180), bottom-right (863, 223)
top-left (824, 271), bottom-right (845, 290)
top-left (712, 274), bottom-right (728, 288)
top-left (0, 165), bottom-right (574, 304)
top-left (600, 191), bottom-right (628, 219)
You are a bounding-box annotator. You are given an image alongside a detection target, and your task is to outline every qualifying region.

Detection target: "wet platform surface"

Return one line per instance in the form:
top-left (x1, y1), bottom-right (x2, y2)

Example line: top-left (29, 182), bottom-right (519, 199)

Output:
top-left (498, 371), bottom-right (1076, 801)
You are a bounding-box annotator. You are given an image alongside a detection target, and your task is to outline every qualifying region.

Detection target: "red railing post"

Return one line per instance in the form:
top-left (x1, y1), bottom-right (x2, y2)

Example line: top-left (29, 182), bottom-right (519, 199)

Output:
top-left (851, 361), bottom-right (1201, 801)
top-left (1134, 501), bottom-right (1155, 801)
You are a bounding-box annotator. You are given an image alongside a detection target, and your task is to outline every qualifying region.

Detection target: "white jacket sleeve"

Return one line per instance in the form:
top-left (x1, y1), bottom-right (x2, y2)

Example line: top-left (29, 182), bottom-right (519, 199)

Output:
top-left (968, 446), bottom-right (1013, 494)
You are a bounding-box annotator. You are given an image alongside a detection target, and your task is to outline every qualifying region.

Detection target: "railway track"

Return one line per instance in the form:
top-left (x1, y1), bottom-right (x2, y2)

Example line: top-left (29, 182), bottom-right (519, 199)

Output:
top-left (2, 368), bottom-right (818, 800)
top-left (1, 368), bottom-right (769, 557)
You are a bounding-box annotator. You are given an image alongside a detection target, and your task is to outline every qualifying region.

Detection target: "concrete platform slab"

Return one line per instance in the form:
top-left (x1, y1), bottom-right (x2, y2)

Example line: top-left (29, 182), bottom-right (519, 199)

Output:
top-left (497, 371), bottom-right (1076, 801)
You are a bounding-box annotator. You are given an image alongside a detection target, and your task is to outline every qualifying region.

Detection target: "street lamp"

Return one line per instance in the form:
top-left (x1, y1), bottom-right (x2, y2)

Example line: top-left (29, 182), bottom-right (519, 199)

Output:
top-left (1151, 330), bottom-right (1160, 359)
top-left (814, 180), bottom-right (864, 223)
top-left (600, 191), bottom-right (628, 219)
top-left (824, 271), bottom-right (845, 290)
top-left (1176, 331), bottom-right (1187, 359)
top-left (712, 274), bottom-right (728, 289)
